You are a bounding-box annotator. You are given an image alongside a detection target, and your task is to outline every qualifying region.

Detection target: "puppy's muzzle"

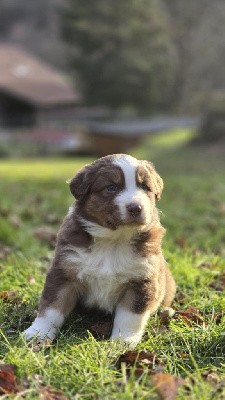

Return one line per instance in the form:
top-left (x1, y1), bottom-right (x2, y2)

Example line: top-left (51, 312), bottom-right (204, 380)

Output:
top-left (126, 202), bottom-right (142, 218)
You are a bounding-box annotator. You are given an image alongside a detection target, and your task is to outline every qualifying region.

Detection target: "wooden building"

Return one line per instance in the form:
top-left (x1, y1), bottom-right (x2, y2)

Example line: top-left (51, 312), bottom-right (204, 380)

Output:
top-left (0, 44), bottom-right (80, 129)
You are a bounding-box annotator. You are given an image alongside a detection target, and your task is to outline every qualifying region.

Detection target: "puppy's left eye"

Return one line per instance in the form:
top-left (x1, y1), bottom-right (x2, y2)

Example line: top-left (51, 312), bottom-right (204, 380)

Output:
top-left (140, 183), bottom-right (151, 192)
top-left (106, 184), bottom-right (118, 193)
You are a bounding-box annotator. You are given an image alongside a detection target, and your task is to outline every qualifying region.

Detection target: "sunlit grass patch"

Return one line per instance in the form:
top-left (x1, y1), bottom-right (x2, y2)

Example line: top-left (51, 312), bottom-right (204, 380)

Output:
top-left (148, 128), bottom-right (196, 148)
top-left (0, 157), bottom-right (93, 180)
top-left (133, 128), bottom-right (195, 160)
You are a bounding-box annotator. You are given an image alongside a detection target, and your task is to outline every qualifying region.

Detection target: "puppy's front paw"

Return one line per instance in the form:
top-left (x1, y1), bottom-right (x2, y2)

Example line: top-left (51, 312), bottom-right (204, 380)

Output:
top-left (111, 331), bottom-right (142, 347)
top-left (111, 308), bottom-right (150, 346)
top-left (23, 325), bottom-right (56, 341)
top-left (23, 309), bottom-right (64, 341)
top-left (23, 317), bottom-right (57, 341)
top-left (23, 325), bottom-right (40, 341)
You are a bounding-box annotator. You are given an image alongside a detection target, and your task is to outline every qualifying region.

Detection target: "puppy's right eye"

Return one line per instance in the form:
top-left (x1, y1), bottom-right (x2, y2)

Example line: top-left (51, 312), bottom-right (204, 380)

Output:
top-left (140, 182), bottom-right (151, 192)
top-left (106, 184), bottom-right (118, 193)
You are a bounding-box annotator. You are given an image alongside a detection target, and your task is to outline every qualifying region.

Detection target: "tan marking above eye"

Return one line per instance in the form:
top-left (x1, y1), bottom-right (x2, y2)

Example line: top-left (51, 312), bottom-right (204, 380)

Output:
top-left (136, 165), bottom-right (156, 195)
top-left (136, 167), bottom-right (149, 183)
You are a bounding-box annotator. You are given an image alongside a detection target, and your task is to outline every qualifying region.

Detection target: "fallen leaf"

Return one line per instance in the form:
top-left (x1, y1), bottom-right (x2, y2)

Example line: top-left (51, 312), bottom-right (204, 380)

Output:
top-left (117, 350), bottom-right (166, 377)
top-left (33, 226), bottom-right (57, 248)
top-left (152, 373), bottom-right (184, 400)
top-left (90, 321), bottom-right (112, 339)
top-left (0, 289), bottom-right (22, 303)
top-left (39, 386), bottom-right (68, 400)
top-left (175, 306), bottom-right (205, 326)
top-left (0, 364), bottom-right (20, 395)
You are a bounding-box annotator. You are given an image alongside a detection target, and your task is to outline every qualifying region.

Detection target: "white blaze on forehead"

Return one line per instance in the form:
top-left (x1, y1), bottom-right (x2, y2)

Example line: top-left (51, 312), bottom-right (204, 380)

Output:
top-left (113, 155), bottom-right (138, 190)
top-left (113, 155), bottom-right (151, 223)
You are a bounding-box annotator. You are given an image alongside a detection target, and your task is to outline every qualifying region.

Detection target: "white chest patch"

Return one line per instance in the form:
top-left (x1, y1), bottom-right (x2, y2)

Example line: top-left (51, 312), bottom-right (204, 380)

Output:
top-left (65, 222), bottom-right (151, 313)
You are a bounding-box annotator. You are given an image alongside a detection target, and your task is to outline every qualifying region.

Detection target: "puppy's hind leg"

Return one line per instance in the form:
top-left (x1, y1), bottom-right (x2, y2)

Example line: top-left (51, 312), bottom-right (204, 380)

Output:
top-left (160, 266), bottom-right (176, 321)
top-left (24, 267), bottom-right (80, 341)
top-left (162, 266), bottom-right (176, 308)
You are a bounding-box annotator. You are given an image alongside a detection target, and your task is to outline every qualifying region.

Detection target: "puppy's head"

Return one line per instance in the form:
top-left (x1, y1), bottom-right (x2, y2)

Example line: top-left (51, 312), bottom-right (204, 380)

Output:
top-left (69, 154), bottom-right (163, 230)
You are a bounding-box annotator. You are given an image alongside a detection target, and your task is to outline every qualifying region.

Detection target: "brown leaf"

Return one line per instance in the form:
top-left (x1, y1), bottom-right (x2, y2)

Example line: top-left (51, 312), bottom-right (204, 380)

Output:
top-left (0, 364), bottom-right (20, 394)
top-left (90, 321), bottom-right (112, 339)
top-left (175, 306), bottom-right (205, 326)
top-left (117, 350), bottom-right (166, 377)
top-left (39, 386), bottom-right (68, 400)
top-left (152, 373), bottom-right (184, 400)
top-left (33, 226), bottom-right (57, 248)
top-left (0, 289), bottom-right (22, 303)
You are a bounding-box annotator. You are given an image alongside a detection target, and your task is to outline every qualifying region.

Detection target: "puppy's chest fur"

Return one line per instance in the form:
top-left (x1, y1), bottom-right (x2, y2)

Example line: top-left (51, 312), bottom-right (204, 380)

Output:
top-left (65, 233), bottom-right (152, 312)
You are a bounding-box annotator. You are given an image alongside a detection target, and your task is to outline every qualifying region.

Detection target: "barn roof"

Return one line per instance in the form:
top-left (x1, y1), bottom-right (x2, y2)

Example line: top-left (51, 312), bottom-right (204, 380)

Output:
top-left (0, 44), bottom-right (80, 107)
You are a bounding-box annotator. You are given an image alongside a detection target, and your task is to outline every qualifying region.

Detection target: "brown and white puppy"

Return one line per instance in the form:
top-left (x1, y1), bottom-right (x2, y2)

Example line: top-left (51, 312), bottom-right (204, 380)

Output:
top-left (24, 154), bottom-right (176, 345)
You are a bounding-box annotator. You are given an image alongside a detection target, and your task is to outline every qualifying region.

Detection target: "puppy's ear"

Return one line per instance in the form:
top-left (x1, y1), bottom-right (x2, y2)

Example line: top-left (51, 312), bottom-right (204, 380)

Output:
top-left (143, 161), bottom-right (164, 200)
top-left (68, 165), bottom-right (92, 200)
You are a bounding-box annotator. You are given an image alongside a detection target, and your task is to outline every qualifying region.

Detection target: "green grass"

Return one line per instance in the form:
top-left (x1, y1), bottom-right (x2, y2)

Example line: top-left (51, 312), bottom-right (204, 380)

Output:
top-left (0, 130), bottom-right (225, 399)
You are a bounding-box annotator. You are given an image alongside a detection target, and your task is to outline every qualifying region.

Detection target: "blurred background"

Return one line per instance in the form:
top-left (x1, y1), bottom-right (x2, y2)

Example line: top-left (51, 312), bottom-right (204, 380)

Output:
top-left (0, 0), bottom-right (224, 157)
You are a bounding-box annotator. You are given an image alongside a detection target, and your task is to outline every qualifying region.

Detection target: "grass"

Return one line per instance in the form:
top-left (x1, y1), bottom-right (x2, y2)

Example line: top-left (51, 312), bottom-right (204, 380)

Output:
top-left (0, 129), bottom-right (225, 399)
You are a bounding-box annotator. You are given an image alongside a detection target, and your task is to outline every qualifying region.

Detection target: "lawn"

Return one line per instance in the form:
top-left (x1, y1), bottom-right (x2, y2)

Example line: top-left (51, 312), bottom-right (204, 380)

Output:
top-left (0, 129), bottom-right (225, 399)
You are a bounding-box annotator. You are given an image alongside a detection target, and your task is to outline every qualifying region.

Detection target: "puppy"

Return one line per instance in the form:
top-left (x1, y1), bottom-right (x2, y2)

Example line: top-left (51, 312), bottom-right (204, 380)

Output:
top-left (24, 154), bottom-right (176, 345)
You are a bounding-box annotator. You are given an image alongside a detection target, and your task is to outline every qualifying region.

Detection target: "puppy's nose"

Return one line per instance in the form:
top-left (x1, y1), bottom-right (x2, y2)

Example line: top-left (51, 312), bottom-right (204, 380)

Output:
top-left (127, 202), bottom-right (142, 217)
